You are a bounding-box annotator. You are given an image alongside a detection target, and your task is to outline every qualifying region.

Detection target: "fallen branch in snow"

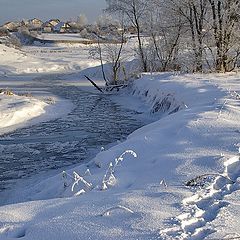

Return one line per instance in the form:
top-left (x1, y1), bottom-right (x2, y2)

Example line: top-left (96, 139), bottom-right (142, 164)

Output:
top-left (185, 173), bottom-right (234, 187)
top-left (100, 205), bottom-right (134, 216)
top-left (84, 75), bottom-right (104, 93)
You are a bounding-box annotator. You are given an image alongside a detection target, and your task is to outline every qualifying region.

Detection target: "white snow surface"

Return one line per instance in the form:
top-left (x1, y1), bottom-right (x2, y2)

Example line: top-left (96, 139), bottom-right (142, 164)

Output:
top-left (37, 33), bottom-right (92, 42)
top-left (0, 90), bottom-right (73, 136)
top-left (0, 41), bottom-right (240, 239)
top-left (0, 92), bottom-right (47, 135)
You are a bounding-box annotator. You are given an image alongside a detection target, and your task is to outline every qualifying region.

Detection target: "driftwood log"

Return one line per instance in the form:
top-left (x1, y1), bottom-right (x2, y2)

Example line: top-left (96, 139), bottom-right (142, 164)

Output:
top-left (84, 75), bottom-right (104, 93)
top-left (84, 75), bottom-right (128, 93)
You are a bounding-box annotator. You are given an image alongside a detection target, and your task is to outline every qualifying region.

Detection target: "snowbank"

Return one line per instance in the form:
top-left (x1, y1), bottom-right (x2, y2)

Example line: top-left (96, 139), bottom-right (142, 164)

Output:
top-left (0, 72), bottom-right (240, 239)
top-left (0, 90), bottom-right (73, 137)
top-left (0, 92), bottom-right (47, 136)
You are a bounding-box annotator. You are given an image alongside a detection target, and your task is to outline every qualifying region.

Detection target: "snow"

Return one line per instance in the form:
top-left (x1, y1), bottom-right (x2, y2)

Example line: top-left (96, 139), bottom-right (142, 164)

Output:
top-left (0, 42), bottom-right (100, 75)
top-left (0, 39), bottom-right (240, 239)
top-left (37, 33), bottom-right (90, 41)
top-left (0, 92), bottom-right (47, 135)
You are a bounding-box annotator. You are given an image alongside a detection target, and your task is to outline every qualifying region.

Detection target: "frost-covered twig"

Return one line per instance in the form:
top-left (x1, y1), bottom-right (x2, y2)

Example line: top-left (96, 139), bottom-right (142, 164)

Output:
top-left (100, 205), bottom-right (134, 216)
top-left (160, 179), bottom-right (168, 188)
top-left (114, 150), bottom-right (137, 168)
top-left (101, 162), bottom-right (116, 190)
top-left (71, 171), bottom-right (92, 192)
top-left (230, 91), bottom-right (240, 100)
top-left (74, 189), bottom-right (86, 196)
top-left (217, 99), bottom-right (228, 118)
top-left (84, 168), bottom-right (92, 176)
top-left (101, 150), bottom-right (137, 190)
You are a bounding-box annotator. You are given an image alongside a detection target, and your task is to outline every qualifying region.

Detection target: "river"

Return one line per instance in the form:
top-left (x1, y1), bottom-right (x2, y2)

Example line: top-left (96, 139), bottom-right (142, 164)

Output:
top-left (0, 77), bottom-right (143, 194)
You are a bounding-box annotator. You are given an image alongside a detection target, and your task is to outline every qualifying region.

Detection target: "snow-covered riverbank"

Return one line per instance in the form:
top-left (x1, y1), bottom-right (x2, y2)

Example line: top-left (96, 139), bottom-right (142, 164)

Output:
top-left (0, 91), bottom-right (47, 135)
top-left (1, 68), bottom-right (240, 239)
top-left (0, 90), bottom-right (74, 137)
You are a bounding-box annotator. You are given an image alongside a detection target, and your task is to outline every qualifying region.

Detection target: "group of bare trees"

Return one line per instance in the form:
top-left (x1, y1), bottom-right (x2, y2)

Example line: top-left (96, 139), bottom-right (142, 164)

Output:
top-left (104, 0), bottom-right (240, 75)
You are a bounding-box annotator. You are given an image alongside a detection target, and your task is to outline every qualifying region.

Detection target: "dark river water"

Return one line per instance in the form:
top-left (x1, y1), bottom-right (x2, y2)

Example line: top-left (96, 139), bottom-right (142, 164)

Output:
top-left (0, 78), bottom-right (143, 193)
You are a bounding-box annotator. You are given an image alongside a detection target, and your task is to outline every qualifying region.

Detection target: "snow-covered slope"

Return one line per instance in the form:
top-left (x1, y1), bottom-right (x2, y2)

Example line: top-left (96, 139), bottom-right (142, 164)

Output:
top-left (0, 90), bottom-right (73, 136)
top-left (0, 92), bottom-right (47, 135)
top-left (0, 72), bottom-right (239, 239)
top-left (0, 43), bottom-right (99, 75)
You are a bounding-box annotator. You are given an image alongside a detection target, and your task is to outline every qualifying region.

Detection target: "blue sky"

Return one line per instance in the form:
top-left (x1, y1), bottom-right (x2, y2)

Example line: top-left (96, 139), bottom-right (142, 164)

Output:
top-left (0, 0), bottom-right (106, 24)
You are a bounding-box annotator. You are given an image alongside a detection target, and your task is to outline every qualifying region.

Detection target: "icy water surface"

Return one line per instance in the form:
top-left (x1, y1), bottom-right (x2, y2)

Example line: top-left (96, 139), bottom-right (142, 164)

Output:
top-left (0, 77), bottom-right (143, 192)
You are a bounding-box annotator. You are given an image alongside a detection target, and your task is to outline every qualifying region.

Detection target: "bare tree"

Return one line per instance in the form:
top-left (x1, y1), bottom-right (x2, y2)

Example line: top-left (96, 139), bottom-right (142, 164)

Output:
top-left (207, 0), bottom-right (240, 72)
top-left (89, 25), bottom-right (126, 85)
top-left (146, 1), bottom-right (184, 72)
top-left (106, 0), bottom-right (149, 72)
top-left (167, 0), bottom-right (209, 72)
top-left (77, 14), bottom-right (88, 29)
top-left (104, 0), bottom-right (240, 74)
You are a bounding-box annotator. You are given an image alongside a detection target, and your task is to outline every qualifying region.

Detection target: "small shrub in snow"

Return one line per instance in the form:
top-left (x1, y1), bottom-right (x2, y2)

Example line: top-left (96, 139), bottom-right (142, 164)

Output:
top-left (62, 171), bottom-right (68, 188)
top-left (101, 150), bottom-right (137, 190)
top-left (71, 171), bottom-right (92, 192)
top-left (84, 168), bottom-right (92, 176)
top-left (114, 150), bottom-right (137, 167)
top-left (160, 179), bottom-right (168, 188)
top-left (62, 170), bottom-right (93, 193)
top-left (101, 162), bottom-right (116, 190)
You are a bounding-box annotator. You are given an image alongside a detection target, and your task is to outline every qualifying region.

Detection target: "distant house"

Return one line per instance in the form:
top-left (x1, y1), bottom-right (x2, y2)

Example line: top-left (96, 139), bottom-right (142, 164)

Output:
top-left (42, 22), bottom-right (54, 33)
top-left (48, 19), bottom-right (60, 27)
top-left (41, 19), bottom-right (60, 32)
top-left (25, 18), bottom-right (43, 32)
top-left (2, 21), bottom-right (20, 32)
top-left (53, 22), bottom-right (72, 33)
top-left (28, 18), bottom-right (43, 28)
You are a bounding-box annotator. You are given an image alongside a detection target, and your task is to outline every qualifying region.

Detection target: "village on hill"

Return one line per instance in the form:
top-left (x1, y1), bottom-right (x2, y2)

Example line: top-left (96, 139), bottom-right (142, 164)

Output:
top-left (0, 17), bottom-right (137, 36)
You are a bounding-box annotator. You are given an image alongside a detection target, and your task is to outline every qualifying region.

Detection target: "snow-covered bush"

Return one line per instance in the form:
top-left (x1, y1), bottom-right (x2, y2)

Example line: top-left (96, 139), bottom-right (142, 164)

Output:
top-left (15, 26), bottom-right (36, 45)
top-left (101, 150), bottom-right (137, 190)
top-left (0, 32), bottom-right (21, 49)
